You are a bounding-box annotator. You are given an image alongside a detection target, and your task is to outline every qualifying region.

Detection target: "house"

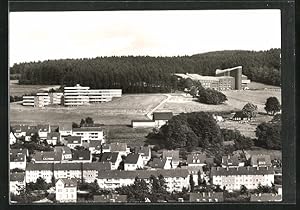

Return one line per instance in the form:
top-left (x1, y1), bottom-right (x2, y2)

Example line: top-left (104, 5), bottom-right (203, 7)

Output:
top-left (110, 143), bottom-right (130, 156)
top-left (56, 178), bottom-right (77, 203)
top-left (94, 194), bottom-right (127, 203)
top-left (37, 124), bottom-right (51, 140)
top-left (162, 150), bottom-right (180, 168)
top-left (11, 125), bottom-right (37, 139)
top-left (100, 152), bottom-right (122, 170)
top-left (221, 155), bottom-right (245, 168)
top-left (82, 162), bottom-right (111, 183)
top-left (32, 150), bottom-right (63, 163)
top-left (26, 163), bottom-right (54, 183)
top-left (10, 172), bottom-right (26, 195)
top-left (187, 153), bottom-right (207, 167)
top-left (181, 165), bottom-right (204, 186)
top-left (10, 148), bottom-right (29, 157)
top-left (251, 154), bottom-right (272, 167)
top-left (189, 192), bottom-right (224, 202)
top-left (25, 128), bottom-right (38, 141)
top-left (46, 132), bottom-right (60, 145)
top-left (211, 166), bottom-right (275, 190)
top-left (131, 120), bottom-right (156, 128)
top-left (72, 127), bottom-right (104, 145)
top-left (152, 112), bottom-right (173, 128)
top-left (72, 150), bottom-right (92, 163)
top-left (88, 140), bottom-right (102, 154)
top-left (54, 146), bottom-right (72, 161)
top-left (59, 123), bottom-right (72, 141)
top-left (124, 154), bottom-right (144, 171)
top-left (232, 111), bottom-right (250, 121)
top-left (10, 153), bottom-right (26, 170)
top-left (96, 169), bottom-right (189, 192)
top-left (250, 193), bottom-right (282, 202)
top-left (66, 136), bottom-right (82, 149)
top-left (10, 132), bottom-right (17, 145)
top-left (54, 163), bottom-right (82, 180)
top-left (149, 158), bottom-right (172, 170)
top-left (134, 146), bottom-right (151, 165)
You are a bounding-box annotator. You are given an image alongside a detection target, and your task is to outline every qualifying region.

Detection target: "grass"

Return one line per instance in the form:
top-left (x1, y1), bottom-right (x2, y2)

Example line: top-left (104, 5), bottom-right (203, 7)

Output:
top-left (10, 80), bottom-right (60, 96)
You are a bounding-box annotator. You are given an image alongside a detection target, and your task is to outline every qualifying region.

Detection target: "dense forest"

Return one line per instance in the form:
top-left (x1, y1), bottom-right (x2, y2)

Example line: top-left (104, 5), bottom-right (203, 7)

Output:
top-left (11, 49), bottom-right (280, 93)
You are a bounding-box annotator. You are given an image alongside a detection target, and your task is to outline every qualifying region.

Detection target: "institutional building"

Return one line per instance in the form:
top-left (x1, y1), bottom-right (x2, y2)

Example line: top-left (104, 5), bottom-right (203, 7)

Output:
top-left (22, 92), bottom-right (63, 107)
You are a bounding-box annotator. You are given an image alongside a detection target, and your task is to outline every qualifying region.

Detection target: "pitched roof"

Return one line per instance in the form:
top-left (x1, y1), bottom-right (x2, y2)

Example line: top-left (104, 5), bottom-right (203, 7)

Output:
top-left (181, 165), bottom-right (204, 174)
top-left (72, 150), bottom-right (91, 161)
top-left (26, 163), bottom-right (54, 171)
top-left (250, 193), bottom-right (282, 202)
top-left (150, 158), bottom-right (168, 169)
top-left (59, 123), bottom-right (72, 131)
top-left (89, 140), bottom-right (102, 149)
top-left (221, 155), bottom-right (242, 166)
top-left (110, 143), bottom-right (127, 152)
top-left (211, 166), bottom-right (275, 176)
top-left (100, 152), bottom-right (119, 163)
top-left (134, 146), bottom-right (150, 157)
top-left (153, 112), bottom-right (173, 120)
top-left (251, 154), bottom-right (272, 167)
top-left (233, 111), bottom-right (248, 119)
top-left (57, 178), bottom-right (77, 187)
top-left (10, 153), bottom-right (26, 162)
top-left (72, 127), bottom-right (103, 132)
top-left (37, 124), bottom-right (50, 132)
top-left (54, 163), bottom-right (81, 170)
top-left (66, 136), bottom-right (82, 144)
top-left (187, 153), bottom-right (207, 164)
top-left (94, 194), bottom-right (127, 203)
top-left (189, 192), bottom-right (224, 202)
top-left (47, 132), bottom-right (60, 140)
top-left (32, 151), bottom-right (63, 162)
top-left (12, 125), bottom-right (38, 133)
top-left (124, 154), bottom-right (140, 164)
top-left (97, 169), bottom-right (189, 179)
top-left (10, 172), bottom-right (25, 182)
top-left (10, 148), bottom-right (28, 156)
top-left (54, 146), bottom-right (72, 155)
top-left (162, 150), bottom-right (179, 160)
top-left (82, 162), bottom-right (111, 171)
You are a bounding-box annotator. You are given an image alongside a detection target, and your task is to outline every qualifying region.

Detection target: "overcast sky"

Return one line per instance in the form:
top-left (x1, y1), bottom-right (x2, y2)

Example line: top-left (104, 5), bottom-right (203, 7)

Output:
top-left (9, 10), bottom-right (281, 66)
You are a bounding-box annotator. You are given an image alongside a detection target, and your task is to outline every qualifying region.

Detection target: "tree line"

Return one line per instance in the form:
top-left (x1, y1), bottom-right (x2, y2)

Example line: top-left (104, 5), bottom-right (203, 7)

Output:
top-left (11, 49), bottom-right (280, 94)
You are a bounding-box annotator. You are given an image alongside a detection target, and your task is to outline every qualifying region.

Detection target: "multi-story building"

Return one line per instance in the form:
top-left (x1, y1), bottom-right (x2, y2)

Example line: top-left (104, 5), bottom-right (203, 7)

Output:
top-left (221, 155), bottom-right (245, 168)
top-left (37, 124), bottom-right (51, 140)
top-left (82, 162), bottom-right (111, 183)
top-left (53, 163), bottom-right (82, 180)
top-left (22, 96), bottom-right (36, 106)
top-left (10, 153), bottom-right (26, 170)
top-left (49, 92), bottom-right (63, 105)
top-left (189, 192), bottom-right (224, 202)
top-left (124, 154), bottom-right (144, 171)
top-left (56, 178), bottom-right (77, 203)
top-left (63, 84), bottom-right (122, 106)
top-left (100, 152), bottom-right (122, 170)
top-left (58, 124), bottom-right (72, 141)
top-left (250, 154), bottom-right (272, 168)
top-left (32, 151), bottom-right (63, 163)
top-left (211, 166), bottom-right (275, 190)
top-left (134, 146), bottom-right (151, 165)
top-left (25, 163), bottom-right (54, 183)
top-left (72, 127), bottom-right (104, 145)
top-left (22, 92), bottom-right (63, 107)
top-left (187, 153), bottom-right (207, 167)
top-left (93, 194), bottom-right (127, 203)
top-left (10, 173), bottom-right (26, 195)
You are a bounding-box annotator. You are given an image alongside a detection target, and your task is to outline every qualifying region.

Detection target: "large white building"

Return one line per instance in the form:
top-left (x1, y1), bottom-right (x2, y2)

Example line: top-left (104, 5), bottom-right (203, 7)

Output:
top-left (72, 127), bottom-right (104, 145)
top-left (22, 92), bottom-right (63, 107)
top-left (63, 84), bottom-right (122, 106)
top-left (56, 178), bottom-right (77, 203)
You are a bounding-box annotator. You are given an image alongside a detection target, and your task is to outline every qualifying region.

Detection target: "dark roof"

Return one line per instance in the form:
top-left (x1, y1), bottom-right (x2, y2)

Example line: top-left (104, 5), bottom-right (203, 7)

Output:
top-left (233, 111), bottom-right (248, 119)
top-left (54, 146), bottom-right (72, 155)
top-left (97, 169), bottom-right (189, 179)
top-left (251, 154), bottom-right (272, 167)
top-left (72, 150), bottom-right (91, 161)
top-left (10, 154), bottom-right (26, 162)
top-left (100, 152), bottom-right (119, 163)
top-left (10, 172), bottom-right (25, 182)
top-left (211, 166), bottom-right (275, 176)
top-left (153, 112), bottom-right (173, 120)
top-left (66, 136), bottom-right (82, 144)
top-left (162, 150), bottom-right (179, 160)
top-left (124, 154), bottom-right (140, 164)
top-left (83, 162), bottom-right (111, 171)
top-left (54, 163), bottom-right (81, 170)
top-left (32, 151), bottom-right (63, 162)
top-left (10, 148), bottom-right (28, 156)
top-left (57, 178), bottom-right (77, 187)
top-left (250, 193), bottom-right (282, 202)
top-left (150, 158), bottom-right (168, 169)
top-left (89, 140), bottom-right (102, 149)
top-left (189, 192), bottom-right (224, 202)
top-left (181, 165), bottom-right (204, 174)
top-left (134, 146), bottom-right (150, 157)
top-left (110, 143), bottom-right (127, 152)
top-left (50, 125), bottom-right (59, 132)
top-left (26, 163), bottom-right (54, 171)
top-left (47, 132), bottom-right (60, 140)
top-left (187, 153), bottom-right (206, 164)
top-left (37, 124), bottom-right (50, 132)
top-left (222, 155), bottom-right (242, 166)
top-left (12, 125), bottom-right (38, 133)
top-left (72, 127), bottom-right (103, 132)
top-left (94, 194), bottom-right (127, 203)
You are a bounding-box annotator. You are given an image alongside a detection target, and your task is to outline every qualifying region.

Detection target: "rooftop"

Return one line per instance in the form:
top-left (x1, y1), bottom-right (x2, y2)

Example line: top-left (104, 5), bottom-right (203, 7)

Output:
top-left (32, 151), bottom-right (63, 162)
top-left (211, 166), bottom-right (275, 176)
top-left (57, 178), bottom-right (78, 187)
top-left (10, 172), bottom-right (25, 182)
top-left (66, 136), bottom-right (82, 144)
top-left (153, 112), bottom-right (173, 121)
top-left (72, 150), bottom-right (91, 161)
top-left (250, 193), bottom-right (282, 202)
top-left (124, 154), bottom-right (141, 164)
top-left (100, 152), bottom-right (119, 163)
top-left (251, 154), bottom-right (272, 167)
top-left (26, 163), bottom-right (53, 171)
top-left (47, 132), bottom-right (60, 140)
top-left (73, 127), bottom-right (103, 132)
top-left (162, 150), bottom-right (179, 160)
top-left (82, 162), bottom-right (111, 171)
top-left (110, 143), bottom-right (127, 152)
top-left (189, 192), bottom-right (224, 202)
top-left (134, 146), bottom-right (151, 157)
top-left (54, 163), bottom-right (81, 170)
top-left (150, 158), bottom-right (168, 169)
top-left (187, 153), bottom-right (207, 165)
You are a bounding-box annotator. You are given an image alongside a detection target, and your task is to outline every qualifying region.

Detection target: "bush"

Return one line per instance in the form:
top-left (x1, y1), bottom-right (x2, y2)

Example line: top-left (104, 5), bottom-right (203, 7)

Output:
top-left (197, 88), bottom-right (227, 105)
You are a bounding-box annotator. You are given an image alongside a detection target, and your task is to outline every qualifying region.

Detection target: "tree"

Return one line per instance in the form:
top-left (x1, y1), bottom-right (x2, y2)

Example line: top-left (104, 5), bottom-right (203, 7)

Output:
top-left (240, 185), bottom-right (248, 195)
top-left (72, 122), bottom-right (79, 128)
top-left (30, 132), bottom-right (40, 144)
top-left (189, 174), bottom-right (195, 192)
top-left (197, 88), bottom-right (227, 105)
top-left (256, 122), bottom-right (281, 150)
top-left (189, 86), bottom-right (198, 98)
top-left (80, 119), bottom-right (86, 127)
top-left (221, 129), bottom-right (254, 150)
top-left (85, 117), bottom-right (94, 126)
top-left (265, 97), bottom-right (281, 115)
top-left (242, 103), bottom-right (258, 119)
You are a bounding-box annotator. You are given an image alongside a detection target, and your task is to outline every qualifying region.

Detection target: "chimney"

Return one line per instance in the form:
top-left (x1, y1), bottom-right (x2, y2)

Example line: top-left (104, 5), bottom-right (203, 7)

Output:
top-left (257, 166), bottom-right (259, 170)
top-left (226, 167), bottom-right (229, 171)
top-left (208, 192), bottom-right (211, 197)
top-left (202, 192), bottom-right (205, 197)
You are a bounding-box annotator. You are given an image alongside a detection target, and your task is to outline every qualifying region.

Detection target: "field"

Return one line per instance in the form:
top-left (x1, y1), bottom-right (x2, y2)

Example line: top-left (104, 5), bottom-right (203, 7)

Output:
top-left (10, 80), bottom-right (60, 96)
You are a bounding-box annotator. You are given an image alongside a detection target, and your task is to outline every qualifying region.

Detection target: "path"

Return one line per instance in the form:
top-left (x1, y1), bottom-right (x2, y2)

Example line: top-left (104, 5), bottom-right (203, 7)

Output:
top-left (146, 94), bottom-right (172, 119)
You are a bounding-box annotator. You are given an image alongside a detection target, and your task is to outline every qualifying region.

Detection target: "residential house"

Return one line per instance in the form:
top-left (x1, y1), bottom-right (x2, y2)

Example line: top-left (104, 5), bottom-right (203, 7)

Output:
top-left (149, 158), bottom-right (172, 170)
top-left (221, 155), bottom-right (245, 168)
top-left (93, 194), bottom-right (127, 203)
top-left (100, 152), bottom-right (122, 170)
top-left (250, 193), bottom-right (282, 202)
top-left (187, 153), bottom-right (207, 167)
top-left (88, 140), bottom-right (102, 154)
top-left (72, 150), bottom-right (92, 163)
top-left (10, 153), bottom-right (26, 170)
top-left (110, 143), bottom-right (130, 156)
top-left (11, 125), bottom-right (37, 139)
top-left (152, 112), bottom-right (173, 128)
top-left (56, 178), bottom-right (77, 203)
top-left (162, 150), bottom-right (180, 168)
top-left (37, 124), bottom-right (51, 140)
top-left (96, 169), bottom-right (189, 192)
top-left (82, 162), bottom-right (111, 183)
top-left (189, 192), bottom-right (224, 202)
top-left (211, 166), bottom-right (275, 190)
top-left (66, 136), bottom-right (82, 149)
top-left (25, 128), bottom-right (38, 141)
top-left (26, 163), bottom-right (54, 183)
top-left (54, 163), bottom-right (82, 180)
top-left (10, 148), bottom-right (29, 157)
top-left (251, 154), bottom-right (272, 168)
top-left (32, 150), bottom-right (63, 163)
top-left (59, 124), bottom-right (72, 141)
top-left (232, 111), bottom-right (250, 121)
top-left (54, 146), bottom-right (72, 161)
top-left (72, 127), bottom-right (104, 145)
top-left (10, 173), bottom-right (26, 195)
top-left (181, 165), bottom-right (204, 186)
top-left (46, 132), bottom-right (60, 145)
top-left (10, 132), bottom-right (17, 145)
top-left (134, 146), bottom-right (151, 165)
top-left (124, 154), bottom-right (144, 171)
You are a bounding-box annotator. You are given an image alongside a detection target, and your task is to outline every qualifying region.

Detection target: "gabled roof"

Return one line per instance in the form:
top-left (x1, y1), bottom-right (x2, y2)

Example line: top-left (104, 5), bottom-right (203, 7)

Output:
top-left (250, 193), bottom-right (282, 202)
top-left (162, 150), bottom-right (179, 160)
top-left (33, 151), bottom-right (63, 162)
top-left (189, 192), bottom-right (224, 202)
top-left (37, 124), bottom-right (50, 132)
top-left (26, 163), bottom-right (54, 171)
top-left (10, 153), bottom-right (26, 162)
top-left (54, 163), bottom-right (81, 170)
top-left (83, 162), bottom-right (111, 171)
top-left (12, 125), bottom-right (38, 133)
top-left (100, 152), bottom-right (119, 163)
top-left (94, 194), bottom-right (127, 202)
top-left (221, 155), bottom-right (242, 166)
top-left (10, 148), bottom-right (28, 157)
top-left (110, 143), bottom-right (127, 152)
top-left (181, 165), bottom-right (204, 174)
top-left (89, 140), bottom-right (102, 149)
top-left (250, 154), bottom-right (272, 167)
top-left (150, 158), bottom-right (168, 169)
top-left (233, 111), bottom-right (248, 119)
top-left (211, 166), bottom-right (275, 176)
top-left (54, 146), bottom-right (72, 155)
top-left (134, 146), bottom-right (150, 157)
top-left (72, 150), bottom-right (91, 161)
top-left (153, 112), bottom-right (173, 121)
top-left (66, 136), bottom-right (82, 144)
top-left (124, 154), bottom-right (140, 164)
top-left (57, 178), bottom-right (77, 187)
top-left (10, 172), bottom-right (25, 182)
top-left (187, 153), bottom-right (207, 164)
top-left (59, 124), bottom-right (72, 131)
top-left (47, 132), bottom-right (60, 140)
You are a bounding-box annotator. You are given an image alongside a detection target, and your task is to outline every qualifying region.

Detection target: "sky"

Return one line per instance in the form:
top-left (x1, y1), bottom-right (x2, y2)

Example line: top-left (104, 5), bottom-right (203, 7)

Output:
top-left (9, 10), bottom-right (281, 66)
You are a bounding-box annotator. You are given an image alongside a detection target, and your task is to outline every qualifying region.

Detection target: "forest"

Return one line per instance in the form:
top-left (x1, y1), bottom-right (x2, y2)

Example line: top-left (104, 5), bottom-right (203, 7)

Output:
top-left (10, 49), bottom-right (280, 94)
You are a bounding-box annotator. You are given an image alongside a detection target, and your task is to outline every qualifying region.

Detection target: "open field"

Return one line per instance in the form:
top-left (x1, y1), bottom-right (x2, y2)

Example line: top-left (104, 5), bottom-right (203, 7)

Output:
top-left (10, 80), bottom-right (60, 96)
top-left (247, 82), bottom-right (281, 90)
